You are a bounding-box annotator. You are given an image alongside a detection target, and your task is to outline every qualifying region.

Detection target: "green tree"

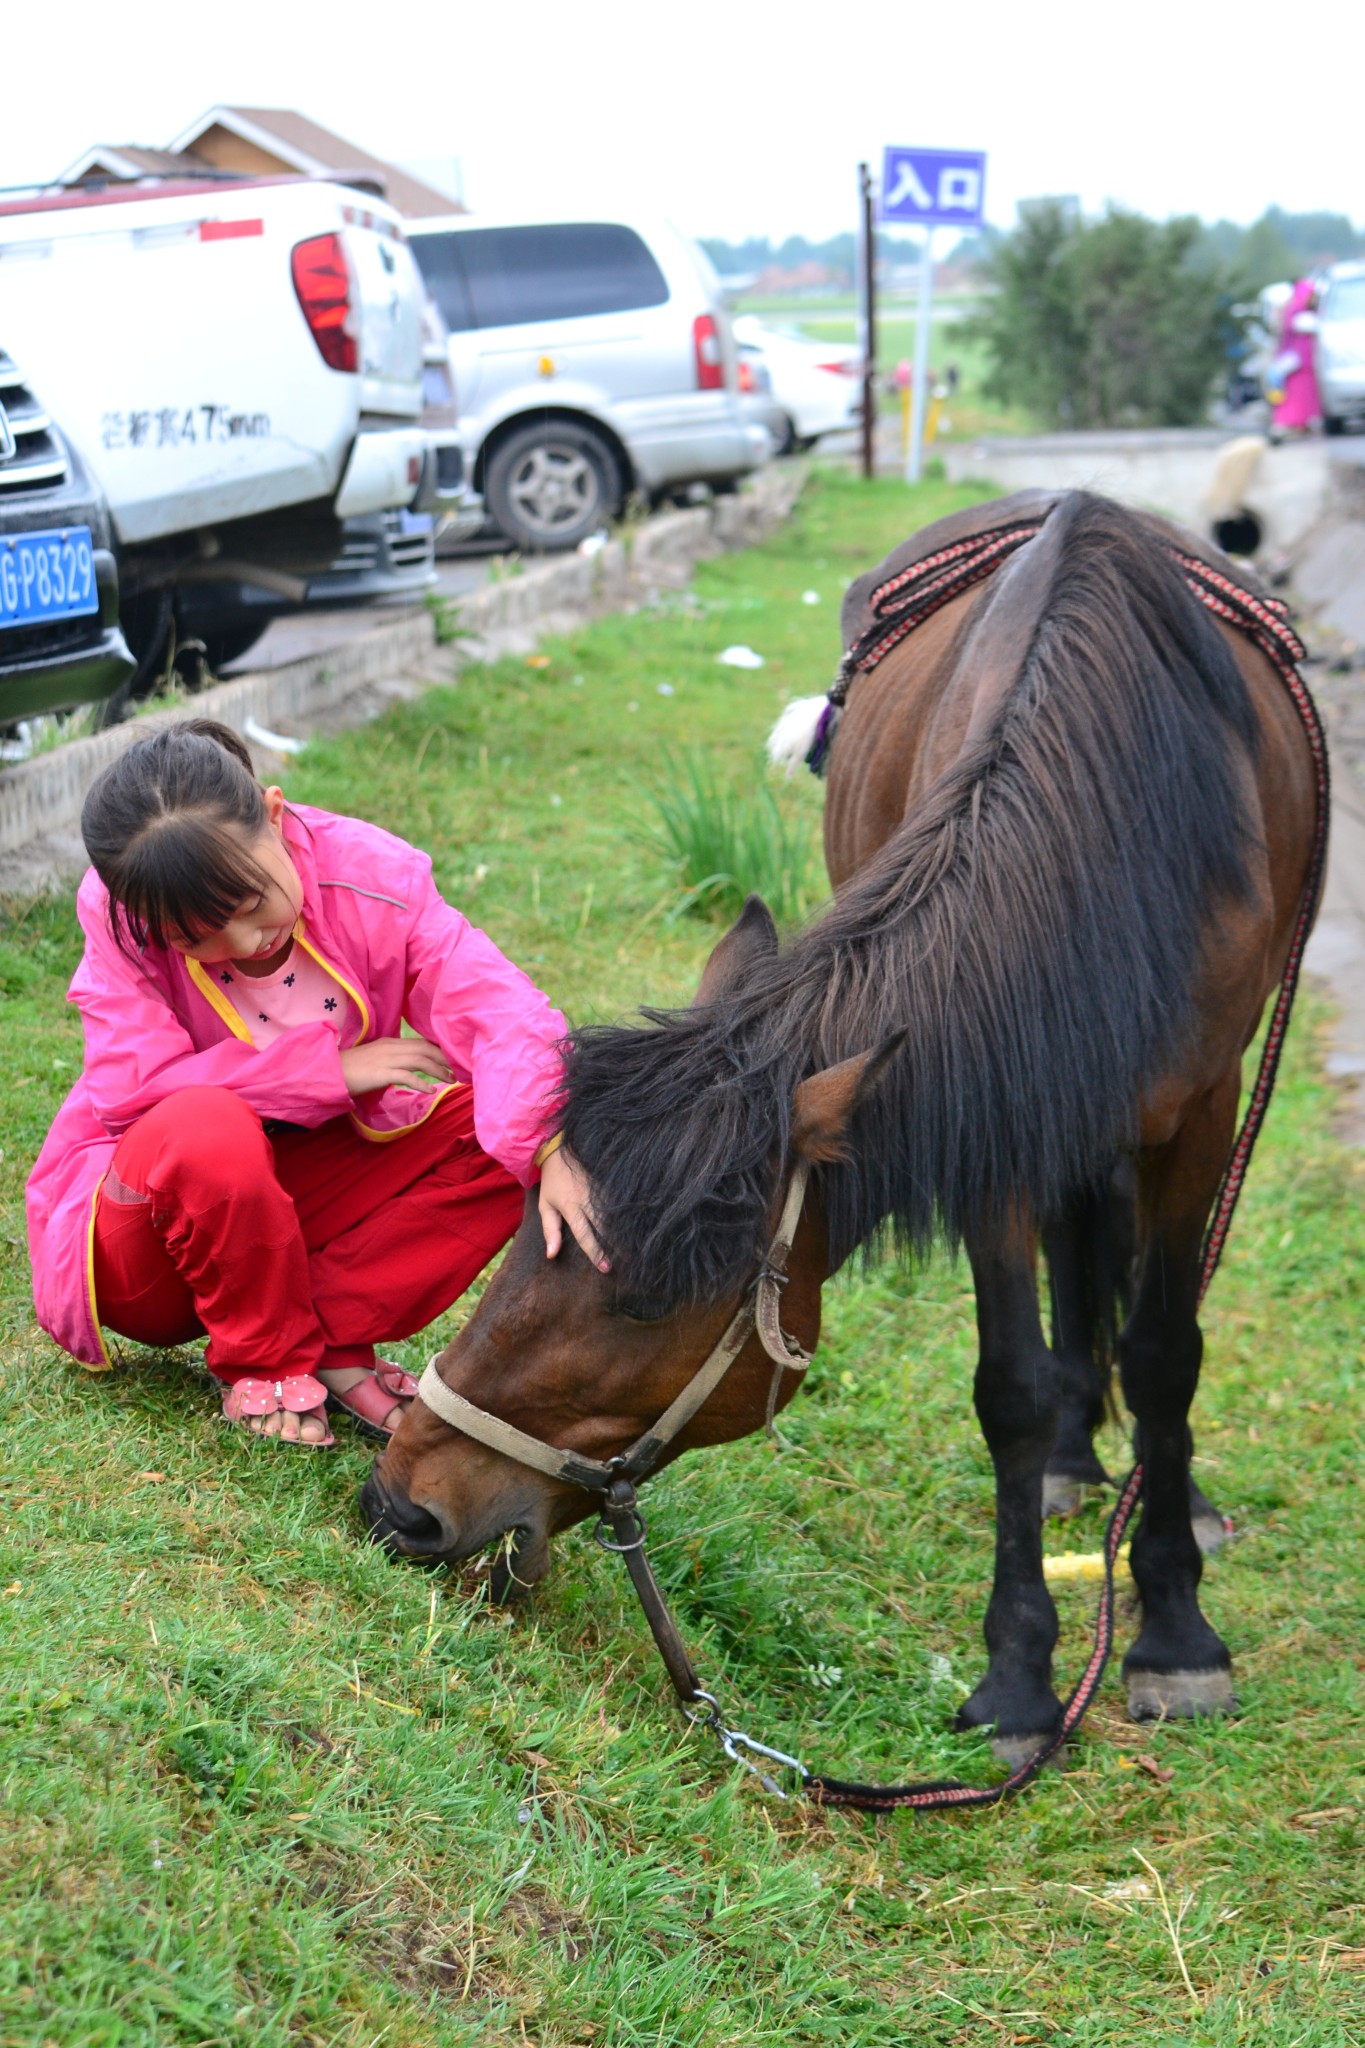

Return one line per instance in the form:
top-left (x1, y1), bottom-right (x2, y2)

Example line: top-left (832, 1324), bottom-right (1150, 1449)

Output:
top-left (971, 201), bottom-right (1242, 428)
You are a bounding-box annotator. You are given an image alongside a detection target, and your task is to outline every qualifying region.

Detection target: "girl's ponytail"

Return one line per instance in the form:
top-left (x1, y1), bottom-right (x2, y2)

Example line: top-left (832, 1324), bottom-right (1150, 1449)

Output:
top-left (81, 719), bottom-right (274, 953)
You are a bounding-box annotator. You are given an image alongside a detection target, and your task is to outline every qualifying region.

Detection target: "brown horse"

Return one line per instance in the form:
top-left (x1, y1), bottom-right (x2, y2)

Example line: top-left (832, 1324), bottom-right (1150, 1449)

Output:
top-left (362, 490), bottom-right (1318, 1757)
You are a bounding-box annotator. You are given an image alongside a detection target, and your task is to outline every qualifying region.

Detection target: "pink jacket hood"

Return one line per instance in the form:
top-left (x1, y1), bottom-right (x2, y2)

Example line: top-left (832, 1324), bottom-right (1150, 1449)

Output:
top-left (27, 804), bottom-right (568, 1367)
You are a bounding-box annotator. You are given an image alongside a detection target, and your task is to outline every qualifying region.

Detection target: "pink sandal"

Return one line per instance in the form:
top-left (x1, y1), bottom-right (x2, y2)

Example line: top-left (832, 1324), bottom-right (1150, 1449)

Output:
top-left (325, 1359), bottom-right (419, 1442)
top-left (220, 1374), bottom-right (336, 1448)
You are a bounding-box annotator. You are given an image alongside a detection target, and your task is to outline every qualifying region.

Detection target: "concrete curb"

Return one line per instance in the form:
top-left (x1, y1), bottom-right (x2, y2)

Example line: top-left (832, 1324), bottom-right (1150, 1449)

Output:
top-left (0, 463), bottom-right (805, 873)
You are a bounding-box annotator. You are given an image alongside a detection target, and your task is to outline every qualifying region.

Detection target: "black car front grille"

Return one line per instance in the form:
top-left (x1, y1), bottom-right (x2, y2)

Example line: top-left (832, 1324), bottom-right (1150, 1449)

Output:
top-left (0, 349), bottom-right (68, 495)
top-left (0, 614), bottom-right (102, 665)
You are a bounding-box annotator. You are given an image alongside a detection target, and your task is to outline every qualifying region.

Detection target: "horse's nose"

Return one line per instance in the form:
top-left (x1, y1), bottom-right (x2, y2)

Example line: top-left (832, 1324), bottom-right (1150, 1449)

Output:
top-left (360, 1467), bottom-right (450, 1557)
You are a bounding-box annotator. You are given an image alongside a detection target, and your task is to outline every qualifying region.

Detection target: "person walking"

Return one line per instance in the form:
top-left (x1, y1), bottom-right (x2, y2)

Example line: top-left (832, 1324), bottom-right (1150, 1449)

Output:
top-left (1270, 277), bottom-right (1322, 435)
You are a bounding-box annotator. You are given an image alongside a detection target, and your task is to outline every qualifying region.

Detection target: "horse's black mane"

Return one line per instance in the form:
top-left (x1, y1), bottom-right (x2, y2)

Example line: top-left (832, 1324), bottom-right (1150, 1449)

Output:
top-left (563, 493), bottom-right (1261, 1309)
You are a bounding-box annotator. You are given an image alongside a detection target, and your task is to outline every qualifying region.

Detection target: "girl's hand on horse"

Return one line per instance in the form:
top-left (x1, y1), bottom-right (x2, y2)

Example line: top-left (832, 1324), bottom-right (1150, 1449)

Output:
top-left (339, 1036), bottom-right (453, 1096)
top-left (539, 1146), bottom-right (609, 1272)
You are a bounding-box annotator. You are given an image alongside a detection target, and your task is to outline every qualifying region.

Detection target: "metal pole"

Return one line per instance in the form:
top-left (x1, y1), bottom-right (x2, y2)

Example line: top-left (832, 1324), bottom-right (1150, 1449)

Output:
top-left (906, 225), bottom-right (934, 483)
top-left (859, 161), bottom-right (877, 480)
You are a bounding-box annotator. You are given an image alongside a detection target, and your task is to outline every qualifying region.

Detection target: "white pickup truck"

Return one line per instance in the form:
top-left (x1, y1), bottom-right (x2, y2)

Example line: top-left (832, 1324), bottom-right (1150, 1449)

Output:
top-left (0, 174), bottom-right (461, 673)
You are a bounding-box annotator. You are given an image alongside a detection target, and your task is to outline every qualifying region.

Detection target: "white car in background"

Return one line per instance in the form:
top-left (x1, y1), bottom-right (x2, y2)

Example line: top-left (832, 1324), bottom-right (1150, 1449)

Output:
top-left (1316, 262), bottom-right (1365, 435)
top-left (408, 213), bottom-right (768, 550)
top-left (732, 315), bottom-right (862, 455)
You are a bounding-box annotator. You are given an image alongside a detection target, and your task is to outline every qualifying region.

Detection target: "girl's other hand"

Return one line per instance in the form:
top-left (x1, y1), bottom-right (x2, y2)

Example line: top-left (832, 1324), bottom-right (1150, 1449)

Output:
top-left (539, 1145), bottom-right (609, 1272)
top-left (339, 1036), bottom-right (453, 1097)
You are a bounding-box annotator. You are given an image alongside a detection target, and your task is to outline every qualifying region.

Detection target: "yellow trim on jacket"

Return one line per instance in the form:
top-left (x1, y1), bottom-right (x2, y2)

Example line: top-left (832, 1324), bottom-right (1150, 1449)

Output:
top-left (185, 956), bottom-right (254, 1041)
top-left (348, 1080), bottom-right (464, 1143)
top-left (83, 1173), bottom-right (115, 1372)
top-left (186, 920), bottom-right (452, 1147)
top-left (292, 926), bottom-right (372, 1044)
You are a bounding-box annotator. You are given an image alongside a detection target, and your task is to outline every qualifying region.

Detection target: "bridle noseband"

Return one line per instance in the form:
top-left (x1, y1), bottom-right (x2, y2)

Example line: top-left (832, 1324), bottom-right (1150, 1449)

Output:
top-left (414, 1163), bottom-right (814, 1752)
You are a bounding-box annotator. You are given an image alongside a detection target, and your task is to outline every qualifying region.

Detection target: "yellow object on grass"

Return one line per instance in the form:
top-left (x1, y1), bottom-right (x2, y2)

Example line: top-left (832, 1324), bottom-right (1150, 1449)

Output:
top-left (1043, 1544), bottom-right (1133, 1584)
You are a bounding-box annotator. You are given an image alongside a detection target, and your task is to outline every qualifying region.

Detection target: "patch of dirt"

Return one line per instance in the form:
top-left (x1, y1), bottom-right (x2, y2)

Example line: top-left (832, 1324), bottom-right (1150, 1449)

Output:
top-left (504, 1885), bottom-right (594, 1964)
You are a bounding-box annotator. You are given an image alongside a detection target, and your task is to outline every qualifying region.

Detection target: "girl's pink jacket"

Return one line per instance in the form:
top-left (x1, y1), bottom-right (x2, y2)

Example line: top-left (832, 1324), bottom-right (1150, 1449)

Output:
top-left (27, 804), bottom-right (568, 1369)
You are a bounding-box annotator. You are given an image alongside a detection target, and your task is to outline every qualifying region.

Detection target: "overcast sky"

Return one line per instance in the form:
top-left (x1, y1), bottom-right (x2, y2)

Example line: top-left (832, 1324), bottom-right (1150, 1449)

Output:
top-left (4, 0), bottom-right (1359, 242)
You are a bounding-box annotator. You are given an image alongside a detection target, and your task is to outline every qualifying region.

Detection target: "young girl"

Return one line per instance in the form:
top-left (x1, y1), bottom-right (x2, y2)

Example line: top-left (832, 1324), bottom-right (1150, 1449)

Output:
top-left (26, 719), bottom-right (602, 1447)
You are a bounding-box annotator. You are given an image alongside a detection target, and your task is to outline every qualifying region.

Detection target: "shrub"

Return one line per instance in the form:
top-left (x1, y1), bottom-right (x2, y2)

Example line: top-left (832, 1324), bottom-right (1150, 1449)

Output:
top-left (969, 200), bottom-right (1244, 429)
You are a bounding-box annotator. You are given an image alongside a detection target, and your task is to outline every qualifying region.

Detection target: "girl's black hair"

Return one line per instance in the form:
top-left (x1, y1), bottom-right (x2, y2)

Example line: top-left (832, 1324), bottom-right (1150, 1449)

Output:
top-left (81, 719), bottom-right (275, 954)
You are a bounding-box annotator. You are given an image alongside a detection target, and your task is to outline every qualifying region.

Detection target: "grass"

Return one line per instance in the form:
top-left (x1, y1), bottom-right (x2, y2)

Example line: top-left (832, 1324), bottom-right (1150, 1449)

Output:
top-left (640, 746), bottom-right (820, 927)
top-left (1, 466), bottom-right (1363, 2046)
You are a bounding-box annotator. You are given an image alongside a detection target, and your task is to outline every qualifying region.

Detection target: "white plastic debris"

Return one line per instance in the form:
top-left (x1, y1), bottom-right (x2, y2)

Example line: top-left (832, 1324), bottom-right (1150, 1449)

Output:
top-left (578, 530), bottom-right (609, 556)
top-left (801, 589), bottom-right (822, 605)
top-left (717, 644), bottom-right (765, 670)
top-left (244, 715), bottom-right (304, 756)
top-left (657, 682), bottom-right (675, 696)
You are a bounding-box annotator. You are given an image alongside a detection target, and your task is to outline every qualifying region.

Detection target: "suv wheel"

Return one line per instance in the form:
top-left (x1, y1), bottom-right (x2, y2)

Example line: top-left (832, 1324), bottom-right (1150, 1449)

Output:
top-left (485, 421), bottom-right (621, 551)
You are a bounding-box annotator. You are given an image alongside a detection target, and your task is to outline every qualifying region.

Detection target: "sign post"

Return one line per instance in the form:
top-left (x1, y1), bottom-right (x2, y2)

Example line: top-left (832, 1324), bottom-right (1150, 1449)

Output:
top-left (857, 161), bottom-right (876, 481)
top-left (879, 146), bottom-right (987, 483)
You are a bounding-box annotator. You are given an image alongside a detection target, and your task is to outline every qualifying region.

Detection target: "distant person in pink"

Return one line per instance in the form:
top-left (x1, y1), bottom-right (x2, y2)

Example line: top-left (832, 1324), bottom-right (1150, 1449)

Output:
top-left (1271, 278), bottom-right (1321, 433)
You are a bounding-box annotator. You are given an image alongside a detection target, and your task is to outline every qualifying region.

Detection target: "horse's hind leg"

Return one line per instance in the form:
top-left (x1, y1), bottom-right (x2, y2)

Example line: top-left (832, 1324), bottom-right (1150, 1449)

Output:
top-left (1042, 1172), bottom-right (1131, 1515)
top-left (957, 1221), bottom-right (1065, 1764)
top-left (1121, 1075), bottom-right (1240, 1722)
top-left (1044, 1170), bottom-right (1229, 1546)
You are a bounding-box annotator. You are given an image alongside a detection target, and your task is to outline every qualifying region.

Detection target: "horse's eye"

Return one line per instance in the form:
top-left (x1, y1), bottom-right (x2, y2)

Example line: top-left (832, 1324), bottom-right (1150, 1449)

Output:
top-left (607, 1295), bottom-right (671, 1326)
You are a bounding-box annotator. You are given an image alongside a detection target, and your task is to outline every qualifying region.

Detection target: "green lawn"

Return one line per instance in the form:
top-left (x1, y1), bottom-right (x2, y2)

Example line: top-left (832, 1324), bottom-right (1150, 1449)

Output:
top-left (1, 469), bottom-right (1362, 2046)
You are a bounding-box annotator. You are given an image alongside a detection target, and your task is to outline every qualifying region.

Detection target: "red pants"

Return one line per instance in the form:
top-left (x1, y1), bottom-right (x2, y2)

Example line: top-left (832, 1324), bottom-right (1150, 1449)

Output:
top-left (92, 1085), bottom-right (525, 1385)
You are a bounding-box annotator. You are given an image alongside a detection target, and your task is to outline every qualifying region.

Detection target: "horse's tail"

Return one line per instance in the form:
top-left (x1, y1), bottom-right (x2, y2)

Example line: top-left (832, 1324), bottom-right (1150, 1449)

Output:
top-left (1045, 1162), bottom-right (1136, 1459)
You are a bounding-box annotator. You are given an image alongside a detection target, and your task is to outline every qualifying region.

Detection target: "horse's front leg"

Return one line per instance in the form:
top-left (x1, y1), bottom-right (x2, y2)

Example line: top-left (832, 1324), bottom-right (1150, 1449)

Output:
top-left (1121, 1074), bottom-right (1240, 1721)
top-left (957, 1219), bottom-right (1064, 1763)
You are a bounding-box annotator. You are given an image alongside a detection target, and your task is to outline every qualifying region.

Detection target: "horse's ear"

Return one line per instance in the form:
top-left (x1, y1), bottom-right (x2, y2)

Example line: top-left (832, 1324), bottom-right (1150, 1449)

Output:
top-left (791, 1033), bottom-right (906, 1163)
top-left (693, 894), bottom-right (779, 1005)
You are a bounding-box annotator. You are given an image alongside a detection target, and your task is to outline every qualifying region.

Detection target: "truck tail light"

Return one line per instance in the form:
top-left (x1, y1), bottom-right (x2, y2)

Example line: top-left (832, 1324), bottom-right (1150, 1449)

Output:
top-left (291, 233), bottom-right (358, 373)
top-left (693, 313), bottom-right (724, 391)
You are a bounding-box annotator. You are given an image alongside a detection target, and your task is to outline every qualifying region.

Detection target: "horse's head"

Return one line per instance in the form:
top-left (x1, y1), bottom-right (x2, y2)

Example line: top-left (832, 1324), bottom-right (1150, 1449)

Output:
top-left (360, 899), bottom-right (898, 1594)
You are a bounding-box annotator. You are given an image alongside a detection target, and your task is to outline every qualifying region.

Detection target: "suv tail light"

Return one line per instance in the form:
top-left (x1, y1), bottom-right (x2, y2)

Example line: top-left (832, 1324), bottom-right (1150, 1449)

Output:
top-left (291, 233), bottom-right (358, 373)
top-left (693, 313), bottom-right (725, 391)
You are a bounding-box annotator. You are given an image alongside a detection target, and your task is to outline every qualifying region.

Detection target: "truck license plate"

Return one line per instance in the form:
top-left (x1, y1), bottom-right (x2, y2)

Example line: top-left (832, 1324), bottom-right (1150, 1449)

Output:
top-left (0, 527), bottom-right (99, 631)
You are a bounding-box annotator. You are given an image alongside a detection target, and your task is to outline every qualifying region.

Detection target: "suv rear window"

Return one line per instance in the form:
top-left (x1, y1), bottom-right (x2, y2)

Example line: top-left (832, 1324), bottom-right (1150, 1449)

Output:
top-left (413, 224), bottom-right (669, 332)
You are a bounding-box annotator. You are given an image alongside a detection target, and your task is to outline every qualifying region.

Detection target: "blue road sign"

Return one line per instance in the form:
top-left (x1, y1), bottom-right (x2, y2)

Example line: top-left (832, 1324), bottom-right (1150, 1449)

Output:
top-left (880, 147), bottom-right (987, 228)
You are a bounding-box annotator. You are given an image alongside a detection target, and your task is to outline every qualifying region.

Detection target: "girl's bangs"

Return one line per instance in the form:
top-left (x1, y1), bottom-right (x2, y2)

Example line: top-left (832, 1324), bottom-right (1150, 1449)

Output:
top-left (118, 813), bottom-right (274, 952)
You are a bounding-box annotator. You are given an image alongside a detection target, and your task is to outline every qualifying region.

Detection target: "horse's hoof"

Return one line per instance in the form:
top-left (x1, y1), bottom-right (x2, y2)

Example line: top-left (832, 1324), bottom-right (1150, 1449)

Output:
top-left (1125, 1665), bottom-right (1238, 1721)
top-left (990, 1730), bottom-right (1067, 1770)
top-left (1192, 1508), bottom-right (1233, 1556)
top-left (1042, 1470), bottom-right (1108, 1519)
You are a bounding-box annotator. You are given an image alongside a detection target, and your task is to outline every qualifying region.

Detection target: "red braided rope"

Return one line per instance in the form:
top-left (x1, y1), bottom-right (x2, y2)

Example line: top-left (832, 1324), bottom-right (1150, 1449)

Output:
top-left (801, 518), bottom-right (1329, 1815)
top-left (807, 1465), bottom-right (1143, 1810)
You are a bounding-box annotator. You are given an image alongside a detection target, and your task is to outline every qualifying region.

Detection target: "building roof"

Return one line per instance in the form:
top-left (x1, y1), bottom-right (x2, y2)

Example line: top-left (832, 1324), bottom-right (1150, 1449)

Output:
top-left (57, 143), bottom-right (222, 183)
top-left (166, 106), bottom-right (462, 217)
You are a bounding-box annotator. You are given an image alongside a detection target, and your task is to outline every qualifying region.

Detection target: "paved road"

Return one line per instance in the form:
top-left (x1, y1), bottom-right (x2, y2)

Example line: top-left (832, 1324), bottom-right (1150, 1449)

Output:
top-left (220, 554), bottom-right (492, 674)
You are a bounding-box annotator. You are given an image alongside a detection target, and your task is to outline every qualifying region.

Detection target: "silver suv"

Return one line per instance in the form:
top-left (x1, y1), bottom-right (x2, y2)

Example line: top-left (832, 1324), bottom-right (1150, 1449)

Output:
top-left (1317, 262), bottom-right (1365, 435)
top-left (407, 214), bottom-right (770, 550)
